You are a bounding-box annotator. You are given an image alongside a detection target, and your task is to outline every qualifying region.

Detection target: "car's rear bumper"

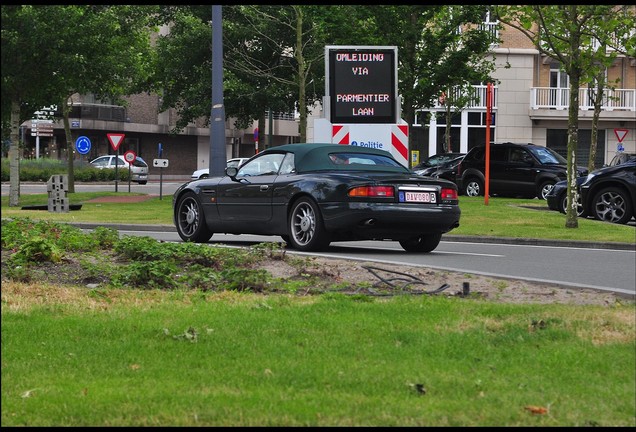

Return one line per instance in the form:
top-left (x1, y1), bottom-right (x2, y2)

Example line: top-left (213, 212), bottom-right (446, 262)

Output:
top-left (320, 202), bottom-right (461, 239)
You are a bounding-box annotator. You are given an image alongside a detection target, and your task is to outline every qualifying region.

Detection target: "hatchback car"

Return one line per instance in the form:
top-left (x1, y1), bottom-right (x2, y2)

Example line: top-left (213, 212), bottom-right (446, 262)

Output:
top-left (191, 158), bottom-right (250, 180)
top-left (579, 160), bottom-right (636, 225)
top-left (456, 142), bottom-right (588, 199)
top-left (89, 154), bottom-right (149, 184)
top-left (174, 143), bottom-right (461, 253)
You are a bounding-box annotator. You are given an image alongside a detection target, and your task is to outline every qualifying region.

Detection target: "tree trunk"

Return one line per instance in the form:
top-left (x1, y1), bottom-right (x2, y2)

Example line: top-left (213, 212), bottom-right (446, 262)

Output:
top-left (8, 100), bottom-right (21, 207)
top-left (588, 74), bottom-right (605, 173)
top-left (565, 67), bottom-right (581, 228)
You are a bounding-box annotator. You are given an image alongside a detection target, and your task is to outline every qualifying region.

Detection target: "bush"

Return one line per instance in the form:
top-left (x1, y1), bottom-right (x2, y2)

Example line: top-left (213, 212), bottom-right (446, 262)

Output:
top-left (1, 157), bottom-right (129, 182)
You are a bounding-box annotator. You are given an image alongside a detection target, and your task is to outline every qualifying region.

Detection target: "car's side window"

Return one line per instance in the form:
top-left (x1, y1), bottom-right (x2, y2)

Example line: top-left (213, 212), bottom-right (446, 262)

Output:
top-left (279, 153), bottom-right (295, 174)
top-left (237, 153), bottom-right (285, 176)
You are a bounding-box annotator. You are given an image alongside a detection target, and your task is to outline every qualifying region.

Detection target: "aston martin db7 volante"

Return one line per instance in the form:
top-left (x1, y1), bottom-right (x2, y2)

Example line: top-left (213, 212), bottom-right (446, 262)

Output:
top-left (173, 143), bottom-right (461, 252)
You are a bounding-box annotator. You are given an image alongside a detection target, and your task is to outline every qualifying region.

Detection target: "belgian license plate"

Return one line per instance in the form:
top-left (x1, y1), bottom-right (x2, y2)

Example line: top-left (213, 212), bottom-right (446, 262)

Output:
top-left (402, 191), bottom-right (436, 203)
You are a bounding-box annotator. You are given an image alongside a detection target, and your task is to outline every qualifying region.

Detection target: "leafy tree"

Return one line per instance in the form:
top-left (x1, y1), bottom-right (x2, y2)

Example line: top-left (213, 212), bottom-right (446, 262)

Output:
top-left (495, 5), bottom-right (635, 228)
top-left (357, 6), bottom-right (497, 130)
top-left (1, 5), bottom-right (158, 201)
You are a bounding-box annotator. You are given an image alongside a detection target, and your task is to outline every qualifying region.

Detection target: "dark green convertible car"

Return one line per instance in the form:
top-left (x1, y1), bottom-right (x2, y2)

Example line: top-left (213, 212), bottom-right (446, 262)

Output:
top-left (173, 143), bottom-right (461, 252)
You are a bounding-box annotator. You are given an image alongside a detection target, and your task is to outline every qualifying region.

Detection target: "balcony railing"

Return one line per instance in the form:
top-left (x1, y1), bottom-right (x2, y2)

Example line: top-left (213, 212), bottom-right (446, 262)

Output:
top-left (531, 87), bottom-right (636, 111)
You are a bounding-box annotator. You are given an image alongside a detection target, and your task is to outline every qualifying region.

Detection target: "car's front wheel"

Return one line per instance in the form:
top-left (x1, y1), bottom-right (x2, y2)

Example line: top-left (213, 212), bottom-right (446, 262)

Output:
top-left (538, 180), bottom-right (556, 200)
top-left (287, 197), bottom-right (330, 251)
top-left (591, 186), bottom-right (633, 224)
top-left (175, 191), bottom-right (213, 242)
top-left (559, 191), bottom-right (586, 217)
top-left (463, 178), bottom-right (483, 197)
top-left (399, 233), bottom-right (442, 253)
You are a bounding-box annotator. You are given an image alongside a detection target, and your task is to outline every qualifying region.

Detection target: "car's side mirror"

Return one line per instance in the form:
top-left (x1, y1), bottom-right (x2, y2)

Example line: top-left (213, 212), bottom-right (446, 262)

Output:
top-left (226, 166), bottom-right (238, 178)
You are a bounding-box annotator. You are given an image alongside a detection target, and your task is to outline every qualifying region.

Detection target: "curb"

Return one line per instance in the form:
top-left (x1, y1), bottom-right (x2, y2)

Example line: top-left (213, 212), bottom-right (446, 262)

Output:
top-left (68, 222), bottom-right (636, 251)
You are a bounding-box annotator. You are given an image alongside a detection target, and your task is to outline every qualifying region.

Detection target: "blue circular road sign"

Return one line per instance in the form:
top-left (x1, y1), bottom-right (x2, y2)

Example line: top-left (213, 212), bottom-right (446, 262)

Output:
top-left (75, 136), bottom-right (91, 155)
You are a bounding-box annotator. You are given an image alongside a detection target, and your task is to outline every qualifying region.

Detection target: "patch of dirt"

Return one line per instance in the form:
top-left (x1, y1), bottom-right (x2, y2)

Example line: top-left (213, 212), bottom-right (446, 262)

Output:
top-left (2, 248), bottom-right (624, 307)
top-left (258, 255), bottom-right (624, 306)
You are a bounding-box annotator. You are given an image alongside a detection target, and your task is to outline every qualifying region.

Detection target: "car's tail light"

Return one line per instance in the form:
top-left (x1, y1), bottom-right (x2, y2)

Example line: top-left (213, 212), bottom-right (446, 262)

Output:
top-left (440, 188), bottom-right (458, 200)
top-left (348, 186), bottom-right (395, 197)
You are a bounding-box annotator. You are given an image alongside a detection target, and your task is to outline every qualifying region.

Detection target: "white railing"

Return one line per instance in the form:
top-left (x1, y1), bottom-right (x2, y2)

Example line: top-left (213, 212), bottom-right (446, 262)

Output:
top-left (430, 84), bottom-right (498, 110)
top-left (531, 87), bottom-right (636, 111)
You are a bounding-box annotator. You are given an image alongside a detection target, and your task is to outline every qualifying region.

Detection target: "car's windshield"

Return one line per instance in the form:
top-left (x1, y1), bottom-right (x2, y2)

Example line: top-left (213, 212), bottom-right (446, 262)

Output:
top-left (529, 147), bottom-right (567, 165)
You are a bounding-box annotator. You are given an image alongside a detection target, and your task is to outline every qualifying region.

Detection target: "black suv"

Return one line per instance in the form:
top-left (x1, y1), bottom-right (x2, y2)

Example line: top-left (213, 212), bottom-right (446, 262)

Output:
top-left (456, 142), bottom-right (589, 199)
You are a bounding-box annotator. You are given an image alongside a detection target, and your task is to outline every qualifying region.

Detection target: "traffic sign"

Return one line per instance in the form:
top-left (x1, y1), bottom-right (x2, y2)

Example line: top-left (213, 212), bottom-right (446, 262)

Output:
top-left (124, 150), bottom-right (137, 163)
top-left (153, 158), bottom-right (169, 168)
top-left (75, 136), bottom-right (91, 155)
top-left (107, 133), bottom-right (125, 151)
top-left (614, 129), bottom-right (628, 143)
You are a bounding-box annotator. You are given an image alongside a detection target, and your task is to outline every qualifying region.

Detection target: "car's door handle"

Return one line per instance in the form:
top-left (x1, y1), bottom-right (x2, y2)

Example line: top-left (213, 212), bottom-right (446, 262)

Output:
top-left (260, 185), bottom-right (269, 191)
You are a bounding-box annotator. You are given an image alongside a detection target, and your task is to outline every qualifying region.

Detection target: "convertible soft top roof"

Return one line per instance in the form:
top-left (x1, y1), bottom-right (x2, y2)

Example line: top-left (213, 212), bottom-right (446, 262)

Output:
top-left (260, 143), bottom-right (409, 173)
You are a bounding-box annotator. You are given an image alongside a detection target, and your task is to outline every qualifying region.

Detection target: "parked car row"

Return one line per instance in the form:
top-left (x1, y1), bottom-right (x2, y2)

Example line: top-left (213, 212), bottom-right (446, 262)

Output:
top-left (418, 145), bottom-right (634, 225)
top-left (546, 154), bottom-right (636, 224)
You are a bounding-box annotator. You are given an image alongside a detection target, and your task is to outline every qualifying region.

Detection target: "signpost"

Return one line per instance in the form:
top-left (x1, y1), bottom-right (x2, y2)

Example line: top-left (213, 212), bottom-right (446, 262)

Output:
top-left (31, 120), bottom-right (54, 159)
top-left (124, 150), bottom-right (137, 193)
top-left (107, 133), bottom-right (125, 192)
top-left (153, 158), bottom-right (169, 200)
top-left (614, 128), bottom-right (628, 152)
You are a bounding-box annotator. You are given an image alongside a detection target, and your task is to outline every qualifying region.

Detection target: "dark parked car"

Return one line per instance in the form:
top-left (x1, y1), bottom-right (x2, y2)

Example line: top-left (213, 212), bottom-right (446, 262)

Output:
top-left (546, 152), bottom-right (636, 217)
top-left (412, 152), bottom-right (465, 176)
top-left (456, 142), bottom-right (588, 199)
top-left (580, 160), bottom-right (636, 225)
top-left (607, 152), bottom-right (636, 167)
top-left (545, 177), bottom-right (587, 217)
top-left (173, 143), bottom-right (461, 253)
top-left (424, 155), bottom-right (465, 184)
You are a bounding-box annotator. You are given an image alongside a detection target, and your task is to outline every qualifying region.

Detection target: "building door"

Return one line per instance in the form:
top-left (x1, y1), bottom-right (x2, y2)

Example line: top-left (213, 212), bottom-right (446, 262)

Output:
top-left (550, 64), bottom-right (569, 108)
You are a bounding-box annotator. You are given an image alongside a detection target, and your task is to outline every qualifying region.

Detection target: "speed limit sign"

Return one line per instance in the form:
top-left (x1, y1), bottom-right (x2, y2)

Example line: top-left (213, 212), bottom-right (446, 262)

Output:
top-left (124, 150), bottom-right (137, 163)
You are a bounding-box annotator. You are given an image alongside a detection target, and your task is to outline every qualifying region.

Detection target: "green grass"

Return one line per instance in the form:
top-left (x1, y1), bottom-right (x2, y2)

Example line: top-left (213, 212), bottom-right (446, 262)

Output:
top-left (2, 290), bottom-right (634, 426)
top-left (2, 193), bottom-right (635, 426)
top-left (2, 193), bottom-right (634, 244)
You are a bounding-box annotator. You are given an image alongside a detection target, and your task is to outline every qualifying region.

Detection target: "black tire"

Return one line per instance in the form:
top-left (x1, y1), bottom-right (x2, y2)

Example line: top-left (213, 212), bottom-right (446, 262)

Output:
top-left (538, 180), bottom-right (556, 200)
top-left (200, 174), bottom-right (208, 179)
top-left (287, 197), bottom-right (330, 251)
top-left (463, 178), bottom-right (483, 197)
top-left (175, 191), bottom-right (213, 242)
top-left (399, 233), bottom-right (442, 253)
top-left (139, 181), bottom-right (147, 185)
top-left (559, 192), bottom-right (586, 217)
top-left (591, 186), bottom-right (633, 224)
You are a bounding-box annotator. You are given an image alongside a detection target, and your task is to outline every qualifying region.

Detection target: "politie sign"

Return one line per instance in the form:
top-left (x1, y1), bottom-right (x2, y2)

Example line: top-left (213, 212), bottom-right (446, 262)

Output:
top-left (326, 45), bottom-right (398, 124)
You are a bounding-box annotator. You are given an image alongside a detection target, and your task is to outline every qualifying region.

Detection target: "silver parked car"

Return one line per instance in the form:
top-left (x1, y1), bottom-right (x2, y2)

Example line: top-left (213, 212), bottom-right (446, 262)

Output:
top-left (89, 155), bottom-right (149, 184)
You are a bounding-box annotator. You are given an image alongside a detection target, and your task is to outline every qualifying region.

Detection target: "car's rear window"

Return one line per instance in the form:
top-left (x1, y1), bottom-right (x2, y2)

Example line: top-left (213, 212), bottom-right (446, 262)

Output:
top-left (328, 152), bottom-right (403, 168)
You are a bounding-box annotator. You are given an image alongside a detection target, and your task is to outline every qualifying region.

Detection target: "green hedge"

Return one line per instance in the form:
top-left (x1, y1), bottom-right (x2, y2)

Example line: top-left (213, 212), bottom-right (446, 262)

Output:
top-left (1, 158), bottom-right (130, 182)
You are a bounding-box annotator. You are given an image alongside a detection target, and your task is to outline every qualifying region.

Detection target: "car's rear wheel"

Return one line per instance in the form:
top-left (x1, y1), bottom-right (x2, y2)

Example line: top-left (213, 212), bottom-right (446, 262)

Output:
top-left (591, 186), bottom-right (633, 224)
top-left (399, 233), bottom-right (442, 253)
top-left (463, 178), bottom-right (483, 197)
top-left (175, 191), bottom-right (213, 242)
top-left (538, 180), bottom-right (556, 200)
top-left (287, 197), bottom-right (330, 251)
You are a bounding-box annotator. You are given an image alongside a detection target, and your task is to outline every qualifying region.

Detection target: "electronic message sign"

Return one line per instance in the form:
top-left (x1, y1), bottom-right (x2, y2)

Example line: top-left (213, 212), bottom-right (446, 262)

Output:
top-left (327, 46), bottom-right (397, 124)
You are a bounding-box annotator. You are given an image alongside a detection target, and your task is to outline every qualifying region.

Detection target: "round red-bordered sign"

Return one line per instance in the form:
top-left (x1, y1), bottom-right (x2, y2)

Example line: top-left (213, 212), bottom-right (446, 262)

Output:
top-left (124, 150), bottom-right (137, 163)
